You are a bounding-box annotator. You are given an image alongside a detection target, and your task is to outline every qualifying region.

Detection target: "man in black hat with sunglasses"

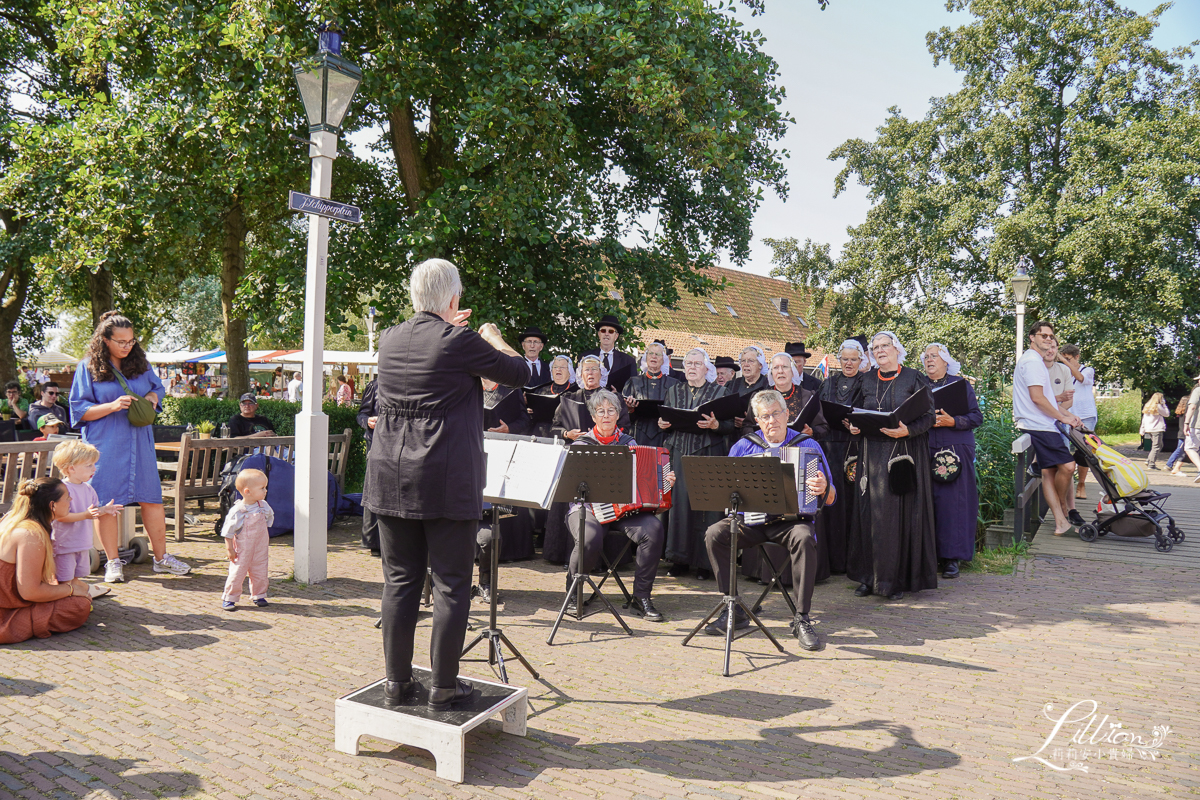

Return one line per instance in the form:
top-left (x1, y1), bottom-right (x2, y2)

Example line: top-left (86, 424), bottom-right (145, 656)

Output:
top-left (584, 314), bottom-right (637, 392)
top-left (518, 326), bottom-right (551, 388)
top-left (784, 342), bottom-right (822, 392)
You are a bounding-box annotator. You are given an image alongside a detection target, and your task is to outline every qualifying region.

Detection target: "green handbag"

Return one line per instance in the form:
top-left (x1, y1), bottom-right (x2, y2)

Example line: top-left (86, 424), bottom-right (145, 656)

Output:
top-left (110, 363), bottom-right (158, 427)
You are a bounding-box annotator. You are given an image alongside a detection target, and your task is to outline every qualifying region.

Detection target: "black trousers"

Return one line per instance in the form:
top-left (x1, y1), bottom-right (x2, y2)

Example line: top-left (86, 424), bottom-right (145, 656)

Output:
top-left (705, 517), bottom-right (818, 616)
top-left (378, 515), bottom-right (476, 688)
top-left (567, 507), bottom-right (664, 599)
top-left (361, 506), bottom-right (379, 551)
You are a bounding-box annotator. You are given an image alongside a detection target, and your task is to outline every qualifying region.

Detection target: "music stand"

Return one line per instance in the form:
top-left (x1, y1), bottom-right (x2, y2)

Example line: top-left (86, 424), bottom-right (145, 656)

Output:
top-left (679, 455), bottom-right (797, 676)
top-left (546, 446), bottom-right (634, 645)
top-left (462, 432), bottom-right (564, 683)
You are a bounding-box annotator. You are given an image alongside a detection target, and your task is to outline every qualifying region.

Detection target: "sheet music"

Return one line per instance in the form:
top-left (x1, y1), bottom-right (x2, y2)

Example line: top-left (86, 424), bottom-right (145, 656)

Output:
top-left (483, 438), bottom-right (518, 498)
top-left (499, 440), bottom-right (567, 508)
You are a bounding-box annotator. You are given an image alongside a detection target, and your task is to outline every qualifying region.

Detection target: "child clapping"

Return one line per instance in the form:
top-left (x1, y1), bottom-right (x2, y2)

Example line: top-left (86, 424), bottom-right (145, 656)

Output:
top-left (220, 469), bottom-right (273, 611)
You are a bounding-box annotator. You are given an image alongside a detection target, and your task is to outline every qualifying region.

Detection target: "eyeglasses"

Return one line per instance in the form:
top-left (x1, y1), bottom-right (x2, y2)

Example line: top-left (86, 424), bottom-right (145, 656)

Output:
top-left (758, 409), bottom-right (788, 421)
top-left (598, 328), bottom-right (618, 335)
top-left (44, 391), bottom-right (59, 396)
top-left (108, 337), bottom-right (138, 349)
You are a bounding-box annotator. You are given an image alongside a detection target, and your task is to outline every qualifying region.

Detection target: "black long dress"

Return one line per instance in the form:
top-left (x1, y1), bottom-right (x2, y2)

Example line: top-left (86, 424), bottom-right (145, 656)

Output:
top-left (663, 380), bottom-right (734, 571)
top-left (814, 370), bottom-right (864, 578)
top-left (845, 366), bottom-right (939, 596)
top-left (622, 371), bottom-right (679, 448)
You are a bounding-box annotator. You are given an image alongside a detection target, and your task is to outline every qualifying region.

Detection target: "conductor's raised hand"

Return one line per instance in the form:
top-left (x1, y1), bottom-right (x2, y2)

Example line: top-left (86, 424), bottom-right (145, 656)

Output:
top-left (450, 308), bottom-right (473, 327)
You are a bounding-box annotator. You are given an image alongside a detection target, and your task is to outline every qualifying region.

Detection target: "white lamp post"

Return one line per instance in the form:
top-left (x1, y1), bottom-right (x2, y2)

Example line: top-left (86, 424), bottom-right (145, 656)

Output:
top-left (292, 23), bottom-right (362, 583)
top-left (1010, 255), bottom-right (1032, 362)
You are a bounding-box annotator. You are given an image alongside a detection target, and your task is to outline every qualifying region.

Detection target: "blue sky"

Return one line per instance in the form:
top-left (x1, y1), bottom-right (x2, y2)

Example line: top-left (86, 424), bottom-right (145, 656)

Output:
top-left (728, 0), bottom-right (1200, 277)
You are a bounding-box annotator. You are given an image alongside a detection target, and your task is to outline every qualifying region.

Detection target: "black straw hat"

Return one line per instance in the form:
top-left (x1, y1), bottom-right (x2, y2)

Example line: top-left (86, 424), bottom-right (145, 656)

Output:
top-left (714, 356), bottom-right (738, 371)
top-left (595, 314), bottom-right (624, 336)
top-left (784, 342), bottom-right (812, 358)
top-left (517, 326), bottom-right (547, 344)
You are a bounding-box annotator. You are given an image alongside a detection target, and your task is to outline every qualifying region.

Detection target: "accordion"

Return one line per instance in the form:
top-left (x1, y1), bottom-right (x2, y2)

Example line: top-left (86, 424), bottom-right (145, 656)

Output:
top-left (587, 446), bottom-right (673, 524)
top-left (743, 445), bottom-right (823, 526)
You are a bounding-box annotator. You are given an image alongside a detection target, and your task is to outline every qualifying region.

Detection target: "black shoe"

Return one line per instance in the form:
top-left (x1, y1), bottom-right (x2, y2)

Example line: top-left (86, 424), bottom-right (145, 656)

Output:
top-left (369, 549), bottom-right (381, 558)
top-left (630, 596), bottom-right (664, 622)
top-left (667, 563), bottom-right (690, 578)
top-left (1067, 509), bottom-right (1086, 527)
top-left (887, 591), bottom-right (905, 601)
top-left (563, 592), bottom-right (578, 615)
top-left (943, 559), bottom-right (960, 579)
top-left (695, 569), bottom-right (712, 581)
top-left (704, 609), bottom-right (749, 636)
top-left (383, 678), bottom-right (418, 707)
top-left (473, 584), bottom-right (493, 604)
top-left (428, 679), bottom-right (475, 712)
top-left (854, 583), bottom-right (872, 597)
top-left (792, 615), bottom-right (820, 651)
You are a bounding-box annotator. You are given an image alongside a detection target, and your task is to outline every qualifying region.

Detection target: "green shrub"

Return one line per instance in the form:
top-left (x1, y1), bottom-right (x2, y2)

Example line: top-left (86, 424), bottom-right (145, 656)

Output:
top-left (972, 376), bottom-right (1015, 542)
top-left (159, 396), bottom-right (366, 492)
top-left (1096, 390), bottom-right (1142, 436)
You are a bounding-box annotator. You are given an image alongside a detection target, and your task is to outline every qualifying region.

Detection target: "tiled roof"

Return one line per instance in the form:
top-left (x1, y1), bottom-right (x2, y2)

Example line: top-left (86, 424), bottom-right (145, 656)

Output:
top-left (628, 266), bottom-right (831, 362)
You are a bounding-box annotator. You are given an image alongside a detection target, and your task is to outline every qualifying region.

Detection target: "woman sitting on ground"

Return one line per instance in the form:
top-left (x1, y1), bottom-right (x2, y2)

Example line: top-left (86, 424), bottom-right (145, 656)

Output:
top-left (0, 478), bottom-right (92, 644)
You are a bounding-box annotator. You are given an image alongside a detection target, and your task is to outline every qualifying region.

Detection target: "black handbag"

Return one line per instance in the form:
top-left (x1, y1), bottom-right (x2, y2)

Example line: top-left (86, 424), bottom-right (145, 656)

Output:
top-left (887, 442), bottom-right (917, 495)
top-left (931, 447), bottom-right (962, 483)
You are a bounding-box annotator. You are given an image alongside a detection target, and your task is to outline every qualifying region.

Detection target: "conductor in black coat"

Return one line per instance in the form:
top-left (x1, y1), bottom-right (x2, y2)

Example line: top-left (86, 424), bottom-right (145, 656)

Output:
top-left (365, 258), bottom-right (529, 711)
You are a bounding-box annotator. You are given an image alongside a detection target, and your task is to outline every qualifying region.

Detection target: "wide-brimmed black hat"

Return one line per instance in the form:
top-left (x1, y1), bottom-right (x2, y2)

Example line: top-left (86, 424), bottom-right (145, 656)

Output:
top-left (595, 314), bottom-right (624, 336)
top-left (652, 339), bottom-right (674, 355)
top-left (517, 326), bottom-right (546, 344)
top-left (852, 335), bottom-right (869, 351)
top-left (714, 356), bottom-right (738, 371)
top-left (784, 342), bottom-right (812, 358)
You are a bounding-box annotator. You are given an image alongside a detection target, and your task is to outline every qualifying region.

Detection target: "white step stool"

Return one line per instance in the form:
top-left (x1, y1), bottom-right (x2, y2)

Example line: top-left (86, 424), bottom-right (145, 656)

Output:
top-left (334, 667), bottom-right (528, 783)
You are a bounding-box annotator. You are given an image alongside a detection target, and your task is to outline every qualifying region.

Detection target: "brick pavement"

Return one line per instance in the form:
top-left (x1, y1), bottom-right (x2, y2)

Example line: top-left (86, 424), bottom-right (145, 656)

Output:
top-left (1, 519), bottom-right (1197, 799)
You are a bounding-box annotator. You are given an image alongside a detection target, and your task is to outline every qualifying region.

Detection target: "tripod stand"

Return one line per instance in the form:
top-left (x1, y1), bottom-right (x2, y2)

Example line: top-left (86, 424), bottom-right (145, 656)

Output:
top-left (679, 455), bottom-right (797, 676)
top-left (461, 504), bottom-right (539, 684)
top-left (546, 447), bottom-right (634, 645)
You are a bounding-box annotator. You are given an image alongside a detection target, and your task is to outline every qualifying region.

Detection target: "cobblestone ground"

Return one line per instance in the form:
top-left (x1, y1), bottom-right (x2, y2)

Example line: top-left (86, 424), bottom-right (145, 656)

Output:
top-left (2, 518), bottom-right (1197, 799)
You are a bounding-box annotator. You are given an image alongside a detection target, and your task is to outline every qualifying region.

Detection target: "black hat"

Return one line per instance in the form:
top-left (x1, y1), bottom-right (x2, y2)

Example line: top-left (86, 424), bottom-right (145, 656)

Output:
top-left (852, 335), bottom-right (869, 351)
top-left (239, 392), bottom-right (258, 403)
top-left (517, 326), bottom-right (546, 344)
top-left (595, 314), bottom-right (624, 336)
top-left (653, 338), bottom-right (674, 356)
top-left (713, 356), bottom-right (738, 371)
top-left (784, 342), bottom-right (812, 358)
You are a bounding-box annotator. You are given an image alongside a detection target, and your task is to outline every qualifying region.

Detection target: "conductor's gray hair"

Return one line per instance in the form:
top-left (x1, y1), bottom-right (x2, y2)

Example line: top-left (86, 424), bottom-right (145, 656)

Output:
top-left (409, 258), bottom-right (463, 313)
top-left (586, 389), bottom-right (621, 416)
top-left (750, 389), bottom-right (787, 419)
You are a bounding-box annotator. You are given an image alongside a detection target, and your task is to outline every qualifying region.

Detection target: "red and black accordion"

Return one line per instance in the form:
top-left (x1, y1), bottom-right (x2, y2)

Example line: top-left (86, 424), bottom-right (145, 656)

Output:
top-left (587, 445), bottom-right (673, 523)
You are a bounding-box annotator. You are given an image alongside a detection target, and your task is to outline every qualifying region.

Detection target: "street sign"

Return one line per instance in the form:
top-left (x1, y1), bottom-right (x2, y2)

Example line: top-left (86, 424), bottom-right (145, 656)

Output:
top-left (289, 191), bottom-right (362, 224)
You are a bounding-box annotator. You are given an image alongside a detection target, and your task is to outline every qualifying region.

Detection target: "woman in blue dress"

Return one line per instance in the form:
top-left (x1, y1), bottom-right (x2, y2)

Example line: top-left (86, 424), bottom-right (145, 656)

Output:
top-left (69, 312), bottom-right (193, 583)
top-left (921, 343), bottom-right (982, 579)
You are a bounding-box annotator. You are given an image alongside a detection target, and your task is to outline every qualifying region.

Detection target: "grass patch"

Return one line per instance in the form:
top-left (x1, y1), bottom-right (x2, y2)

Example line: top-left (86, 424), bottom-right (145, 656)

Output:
top-left (1097, 432), bottom-right (1143, 447)
top-left (1096, 390), bottom-right (1142, 435)
top-left (963, 542), bottom-right (1029, 576)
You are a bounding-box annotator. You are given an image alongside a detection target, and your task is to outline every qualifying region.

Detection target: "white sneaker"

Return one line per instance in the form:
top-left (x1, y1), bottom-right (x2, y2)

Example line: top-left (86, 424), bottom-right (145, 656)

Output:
top-left (104, 558), bottom-right (126, 583)
top-left (153, 553), bottom-right (192, 575)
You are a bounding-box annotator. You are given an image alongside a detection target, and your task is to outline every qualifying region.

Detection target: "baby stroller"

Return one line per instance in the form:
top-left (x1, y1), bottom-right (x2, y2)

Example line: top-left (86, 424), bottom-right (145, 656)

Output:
top-left (1063, 426), bottom-right (1184, 553)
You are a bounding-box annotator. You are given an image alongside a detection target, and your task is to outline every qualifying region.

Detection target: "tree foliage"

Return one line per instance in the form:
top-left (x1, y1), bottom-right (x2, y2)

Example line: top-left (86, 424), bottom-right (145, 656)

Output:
top-left (771, 0), bottom-right (1200, 388)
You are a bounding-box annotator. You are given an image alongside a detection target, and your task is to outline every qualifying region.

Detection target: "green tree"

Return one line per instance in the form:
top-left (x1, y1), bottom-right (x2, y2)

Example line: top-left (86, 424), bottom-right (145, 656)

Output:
top-left (771, 0), bottom-right (1200, 387)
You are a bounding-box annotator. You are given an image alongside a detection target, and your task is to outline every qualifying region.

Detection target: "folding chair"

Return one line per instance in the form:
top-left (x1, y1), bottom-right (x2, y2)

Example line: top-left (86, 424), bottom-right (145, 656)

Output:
top-left (747, 541), bottom-right (796, 616)
top-left (586, 536), bottom-right (634, 608)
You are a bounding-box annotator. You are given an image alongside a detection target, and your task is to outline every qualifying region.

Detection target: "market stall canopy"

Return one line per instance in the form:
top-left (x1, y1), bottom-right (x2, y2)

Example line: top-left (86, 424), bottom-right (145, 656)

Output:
top-left (22, 351), bottom-right (78, 367)
top-left (270, 349), bottom-right (377, 365)
top-left (253, 350), bottom-right (301, 362)
top-left (203, 350), bottom-right (278, 365)
top-left (142, 349), bottom-right (215, 364)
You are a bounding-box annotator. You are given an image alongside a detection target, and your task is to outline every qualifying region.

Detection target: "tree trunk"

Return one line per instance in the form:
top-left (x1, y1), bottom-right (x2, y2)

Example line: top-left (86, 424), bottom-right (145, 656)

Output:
top-left (0, 211), bottom-right (31, 384)
top-left (88, 267), bottom-right (114, 327)
top-left (221, 199), bottom-right (250, 398)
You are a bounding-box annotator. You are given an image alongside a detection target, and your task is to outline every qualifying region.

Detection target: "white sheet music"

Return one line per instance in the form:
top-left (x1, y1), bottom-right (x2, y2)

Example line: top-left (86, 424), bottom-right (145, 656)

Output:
top-left (483, 438), bottom-right (518, 499)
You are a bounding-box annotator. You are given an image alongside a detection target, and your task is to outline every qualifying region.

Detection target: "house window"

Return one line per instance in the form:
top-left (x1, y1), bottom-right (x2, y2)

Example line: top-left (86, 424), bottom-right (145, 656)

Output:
top-left (770, 297), bottom-right (790, 315)
top-left (704, 302), bottom-right (718, 314)
top-left (726, 305), bottom-right (739, 318)
top-left (795, 315), bottom-right (808, 327)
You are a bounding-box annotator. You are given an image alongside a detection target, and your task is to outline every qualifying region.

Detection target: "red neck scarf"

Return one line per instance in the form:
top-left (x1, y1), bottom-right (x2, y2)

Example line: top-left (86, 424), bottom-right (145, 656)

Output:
top-left (591, 427), bottom-right (620, 445)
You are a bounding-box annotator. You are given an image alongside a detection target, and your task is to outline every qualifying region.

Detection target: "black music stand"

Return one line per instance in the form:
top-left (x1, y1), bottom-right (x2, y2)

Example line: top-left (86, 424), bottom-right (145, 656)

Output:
top-left (461, 503), bottom-right (540, 684)
top-left (679, 455), bottom-right (797, 676)
top-left (546, 446), bottom-right (634, 645)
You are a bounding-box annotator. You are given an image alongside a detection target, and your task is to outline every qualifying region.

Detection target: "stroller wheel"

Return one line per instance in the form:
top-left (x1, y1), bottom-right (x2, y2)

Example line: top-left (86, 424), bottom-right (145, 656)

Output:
top-left (1154, 537), bottom-right (1173, 553)
top-left (1078, 523), bottom-right (1099, 543)
top-left (1168, 524), bottom-right (1184, 543)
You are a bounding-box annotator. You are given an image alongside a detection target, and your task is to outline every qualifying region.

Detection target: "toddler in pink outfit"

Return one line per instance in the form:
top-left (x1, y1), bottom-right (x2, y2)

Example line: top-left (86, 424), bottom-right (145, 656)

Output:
top-left (51, 441), bottom-right (123, 584)
top-left (220, 469), bottom-right (273, 610)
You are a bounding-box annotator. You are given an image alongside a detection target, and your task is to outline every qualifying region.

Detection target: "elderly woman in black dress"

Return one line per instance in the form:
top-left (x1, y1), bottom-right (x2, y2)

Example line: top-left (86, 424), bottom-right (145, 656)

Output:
top-left (622, 341), bottom-right (679, 448)
top-left (658, 348), bottom-right (732, 579)
top-left (922, 343), bottom-right (982, 579)
top-left (845, 331), bottom-right (938, 601)
top-left (816, 339), bottom-right (868, 578)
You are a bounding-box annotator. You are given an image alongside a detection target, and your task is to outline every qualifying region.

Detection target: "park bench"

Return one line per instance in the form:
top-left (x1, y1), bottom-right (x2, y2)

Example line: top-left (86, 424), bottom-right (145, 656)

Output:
top-left (0, 440), bottom-right (61, 514)
top-left (158, 429), bottom-right (354, 541)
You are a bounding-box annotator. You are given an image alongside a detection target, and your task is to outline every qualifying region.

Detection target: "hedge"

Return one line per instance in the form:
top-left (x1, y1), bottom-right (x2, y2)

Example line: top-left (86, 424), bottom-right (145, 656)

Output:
top-left (159, 397), bottom-right (366, 492)
top-left (1095, 390), bottom-right (1142, 436)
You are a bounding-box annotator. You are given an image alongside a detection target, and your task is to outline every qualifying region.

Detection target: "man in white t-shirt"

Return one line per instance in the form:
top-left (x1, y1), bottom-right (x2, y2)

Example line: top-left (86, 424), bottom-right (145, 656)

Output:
top-left (1059, 343), bottom-right (1097, 498)
top-left (1013, 321), bottom-right (1082, 536)
top-left (288, 371), bottom-right (303, 403)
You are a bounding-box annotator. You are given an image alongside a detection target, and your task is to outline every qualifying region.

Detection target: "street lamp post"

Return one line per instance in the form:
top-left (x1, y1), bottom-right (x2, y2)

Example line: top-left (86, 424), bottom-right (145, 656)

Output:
top-left (1010, 256), bottom-right (1032, 363)
top-left (292, 24), bottom-right (362, 583)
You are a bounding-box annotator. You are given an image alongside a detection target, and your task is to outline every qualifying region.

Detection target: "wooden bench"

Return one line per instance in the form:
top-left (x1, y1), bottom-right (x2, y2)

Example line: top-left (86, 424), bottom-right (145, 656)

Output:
top-left (0, 441), bottom-right (61, 514)
top-left (158, 429), bottom-right (354, 541)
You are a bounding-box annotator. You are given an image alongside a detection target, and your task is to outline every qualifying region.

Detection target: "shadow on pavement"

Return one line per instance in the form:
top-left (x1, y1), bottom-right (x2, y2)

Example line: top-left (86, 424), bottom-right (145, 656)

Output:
top-left (0, 751), bottom-right (203, 797)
